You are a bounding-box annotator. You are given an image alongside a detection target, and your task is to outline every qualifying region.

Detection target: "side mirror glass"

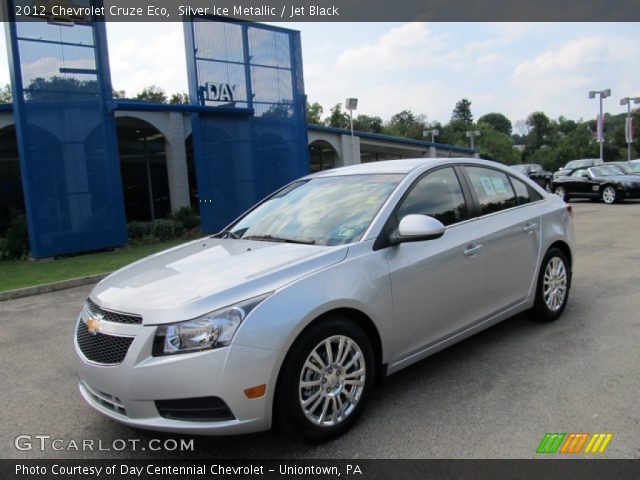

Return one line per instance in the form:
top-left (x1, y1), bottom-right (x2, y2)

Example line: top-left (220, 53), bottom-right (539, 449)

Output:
top-left (392, 214), bottom-right (445, 244)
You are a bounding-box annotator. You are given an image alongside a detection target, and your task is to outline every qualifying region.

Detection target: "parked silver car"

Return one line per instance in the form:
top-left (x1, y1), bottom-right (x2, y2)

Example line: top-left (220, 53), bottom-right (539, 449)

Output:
top-left (74, 158), bottom-right (574, 441)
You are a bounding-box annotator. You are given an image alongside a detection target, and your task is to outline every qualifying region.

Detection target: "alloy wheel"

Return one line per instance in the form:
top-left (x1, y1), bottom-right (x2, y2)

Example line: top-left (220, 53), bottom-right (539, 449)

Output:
top-left (543, 257), bottom-right (568, 312)
top-left (602, 186), bottom-right (616, 204)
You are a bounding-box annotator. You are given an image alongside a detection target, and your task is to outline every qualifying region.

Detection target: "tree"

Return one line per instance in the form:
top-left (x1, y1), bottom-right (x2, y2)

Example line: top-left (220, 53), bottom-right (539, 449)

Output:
top-left (478, 112), bottom-right (512, 136)
top-left (325, 103), bottom-right (349, 129)
top-left (112, 89), bottom-right (126, 99)
top-left (451, 98), bottom-right (473, 124)
top-left (476, 123), bottom-right (520, 165)
top-left (306, 102), bottom-right (323, 125)
top-left (169, 92), bottom-right (189, 104)
top-left (25, 76), bottom-right (98, 100)
top-left (525, 111), bottom-right (552, 150)
top-left (0, 84), bottom-right (12, 103)
top-left (384, 110), bottom-right (428, 139)
top-left (136, 85), bottom-right (167, 103)
top-left (353, 114), bottom-right (383, 134)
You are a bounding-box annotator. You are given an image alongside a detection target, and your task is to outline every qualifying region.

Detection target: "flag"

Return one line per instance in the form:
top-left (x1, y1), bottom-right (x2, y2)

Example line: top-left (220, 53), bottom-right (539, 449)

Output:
top-left (626, 116), bottom-right (634, 143)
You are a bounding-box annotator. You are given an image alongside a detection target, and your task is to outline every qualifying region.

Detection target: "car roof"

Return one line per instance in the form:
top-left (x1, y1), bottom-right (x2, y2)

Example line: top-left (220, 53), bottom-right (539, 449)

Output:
top-left (307, 157), bottom-right (498, 177)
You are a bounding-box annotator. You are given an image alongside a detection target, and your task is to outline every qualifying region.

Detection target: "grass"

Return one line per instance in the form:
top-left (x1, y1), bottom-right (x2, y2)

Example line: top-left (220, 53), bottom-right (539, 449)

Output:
top-left (0, 240), bottom-right (185, 292)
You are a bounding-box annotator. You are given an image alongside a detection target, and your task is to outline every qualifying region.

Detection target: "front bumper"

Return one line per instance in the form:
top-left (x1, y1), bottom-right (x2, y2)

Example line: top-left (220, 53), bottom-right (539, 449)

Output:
top-left (619, 185), bottom-right (640, 199)
top-left (74, 315), bottom-right (283, 435)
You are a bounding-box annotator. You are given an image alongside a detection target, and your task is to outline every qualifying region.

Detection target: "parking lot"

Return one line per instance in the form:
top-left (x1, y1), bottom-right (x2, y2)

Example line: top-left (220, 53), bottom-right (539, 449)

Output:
top-left (1, 201), bottom-right (639, 459)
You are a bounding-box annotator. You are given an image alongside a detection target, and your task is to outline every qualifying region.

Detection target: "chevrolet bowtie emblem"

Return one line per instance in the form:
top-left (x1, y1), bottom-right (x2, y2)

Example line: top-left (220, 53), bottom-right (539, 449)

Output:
top-left (86, 316), bottom-right (103, 335)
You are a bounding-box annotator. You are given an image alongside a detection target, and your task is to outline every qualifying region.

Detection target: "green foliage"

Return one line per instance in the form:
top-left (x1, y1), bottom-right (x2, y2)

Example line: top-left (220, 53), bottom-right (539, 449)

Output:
top-left (385, 110), bottom-right (428, 139)
top-left (325, 103), bottom-right (350, 129)
top-left (476, 123), bottom-right (520, 165)
top-left (478, 112), bottom-right (512, 136)
top-left (152, 219), bottom-right (184, 241)
top-left (136, 85), bottom-right (168, 103)
top-left (353, 114), bottom-right (383, 134)
top-left (525, 111), bottom-right (552, 151)
top-left (451, 98), bottom-right (473, 124)
top-left (26, 77), bottom-right (98, 100)
top-left (0, 215), bottom-right (29, 260)
top-left (127, 221), bottom-right (153, 241)
top-left (171, 207), bottom-right (200, 230)
top-left (0, 84), bottom-right (12, 103)
top-left (306, 102), bottom-right (324, 125)
top-left (169, 92), bottom-right (190, 105)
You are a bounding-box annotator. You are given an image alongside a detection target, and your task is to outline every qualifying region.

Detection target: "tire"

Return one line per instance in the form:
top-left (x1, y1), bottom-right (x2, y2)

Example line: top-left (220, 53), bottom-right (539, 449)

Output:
top-left (601, 185), bottom-right (618, 204)
top-left (531, 248), bottom-right (571, 323)
top-left (554, 186), bottom-right (569, 202)
top-left (275, 318), bottom-right (375, 442)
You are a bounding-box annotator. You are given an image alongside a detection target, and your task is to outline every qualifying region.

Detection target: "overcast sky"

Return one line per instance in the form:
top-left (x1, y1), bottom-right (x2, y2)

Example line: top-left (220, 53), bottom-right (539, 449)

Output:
top-left (1, 22), bottom-right (638, 125)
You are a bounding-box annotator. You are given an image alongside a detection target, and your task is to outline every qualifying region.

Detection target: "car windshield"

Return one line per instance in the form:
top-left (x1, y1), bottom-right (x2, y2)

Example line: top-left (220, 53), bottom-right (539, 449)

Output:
top-left (621, 162), bottom-right (640, 173)
top-left (589, 165), bottom-right (623, 176)
top-left (511, 165), bottom-right (529, 173)
top-left (565, 159), bottom-right (592, 169)
top-left (226, 174), bottom-right (403, 246)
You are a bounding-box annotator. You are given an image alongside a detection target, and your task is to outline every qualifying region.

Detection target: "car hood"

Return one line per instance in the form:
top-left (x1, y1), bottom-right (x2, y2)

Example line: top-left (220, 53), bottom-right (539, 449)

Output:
top-left (90, 238), bottom-right (348, 324)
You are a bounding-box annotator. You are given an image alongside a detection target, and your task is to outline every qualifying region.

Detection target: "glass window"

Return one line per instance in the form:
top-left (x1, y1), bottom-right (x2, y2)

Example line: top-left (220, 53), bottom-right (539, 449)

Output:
top-left (466, 167), bottom-right (517, 215)
top-left (570, 168), bottom-right (589, 178)
top-left (511, 177), bottom-right (532, 205)
top-left (396, 167), bottom-right (468, 226)
top-left (230, 174), bottom-right (403, 246)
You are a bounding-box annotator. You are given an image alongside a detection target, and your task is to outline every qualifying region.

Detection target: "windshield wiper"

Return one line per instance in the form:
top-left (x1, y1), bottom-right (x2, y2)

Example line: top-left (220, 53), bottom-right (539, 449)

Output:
top-left (243, 234), bottom-right (316, 245)
top-left (211, 230), bottom-right (240, 239)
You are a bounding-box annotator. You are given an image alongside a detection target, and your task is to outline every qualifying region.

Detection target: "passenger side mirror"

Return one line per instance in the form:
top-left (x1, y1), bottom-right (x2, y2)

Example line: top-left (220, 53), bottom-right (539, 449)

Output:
top-left (391, 215), bottom-right (445, 245)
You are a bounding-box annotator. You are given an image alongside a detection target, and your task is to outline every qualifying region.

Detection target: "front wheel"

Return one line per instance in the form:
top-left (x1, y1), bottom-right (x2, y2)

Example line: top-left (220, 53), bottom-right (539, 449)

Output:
top-left (275, 318), bottom-right (374, 442)
top-left (531, 248), bottom-right (571, 322)
top-left (601, 185), bottom-right (618, 204)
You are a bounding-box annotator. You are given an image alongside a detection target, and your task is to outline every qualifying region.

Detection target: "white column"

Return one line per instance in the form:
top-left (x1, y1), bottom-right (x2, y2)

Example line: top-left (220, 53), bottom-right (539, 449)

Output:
top-left (340, 133), bottom-right (361, 165)
top-left (165, 112), bottom-right (191, 212)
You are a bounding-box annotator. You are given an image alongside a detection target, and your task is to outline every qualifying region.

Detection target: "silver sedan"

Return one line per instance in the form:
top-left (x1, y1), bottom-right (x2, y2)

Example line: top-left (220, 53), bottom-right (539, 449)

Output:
top-left (74, 158), bottom-right (574, 441)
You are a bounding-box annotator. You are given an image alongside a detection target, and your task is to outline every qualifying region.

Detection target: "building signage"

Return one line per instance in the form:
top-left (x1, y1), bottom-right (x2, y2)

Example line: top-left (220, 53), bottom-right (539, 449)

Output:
top-left (204, 83), bottom-right (236, 103)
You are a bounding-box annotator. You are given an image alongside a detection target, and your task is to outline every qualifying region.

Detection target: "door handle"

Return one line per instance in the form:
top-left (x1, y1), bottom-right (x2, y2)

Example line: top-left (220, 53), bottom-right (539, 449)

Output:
top-left (463, 244), bottom-right (483, 256)
top-left (523, 222), bottom-right (538, 233)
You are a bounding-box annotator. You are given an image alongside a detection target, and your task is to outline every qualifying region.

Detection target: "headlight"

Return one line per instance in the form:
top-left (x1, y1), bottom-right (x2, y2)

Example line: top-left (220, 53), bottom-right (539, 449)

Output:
top-left (152, 294), bottom-right (270, 356)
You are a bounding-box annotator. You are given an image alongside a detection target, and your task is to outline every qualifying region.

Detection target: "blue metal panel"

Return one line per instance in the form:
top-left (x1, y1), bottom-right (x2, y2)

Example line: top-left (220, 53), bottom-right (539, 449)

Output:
top-left (4, 0), bottom-right (127, 257)
top-left (184, 18), bottom-right (309, 233)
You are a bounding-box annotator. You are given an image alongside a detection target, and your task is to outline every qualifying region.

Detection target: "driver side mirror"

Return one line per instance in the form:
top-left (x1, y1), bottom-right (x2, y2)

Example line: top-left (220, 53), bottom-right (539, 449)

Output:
top-left (390, 214), bottom-right (445, 245)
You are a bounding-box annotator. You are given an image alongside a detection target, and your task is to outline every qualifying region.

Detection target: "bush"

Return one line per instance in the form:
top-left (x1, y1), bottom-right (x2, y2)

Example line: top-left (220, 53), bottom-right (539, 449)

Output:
top-left (151, 219), bottom-right (184, 242)
top-left (0, 215), bottom-right (29, 260)
top-left (171, 207), bottom-right (200, 230)
top-left (127, 221), bottom-right (153, 241)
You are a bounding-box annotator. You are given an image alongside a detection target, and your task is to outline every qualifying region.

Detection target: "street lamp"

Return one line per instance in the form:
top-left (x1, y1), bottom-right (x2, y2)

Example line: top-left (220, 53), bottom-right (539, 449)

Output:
top-left (620, 96), bottom-right (640, 162)
top-left (465, 130), bottom-right (480, 149)
top-left (345, 98), bottom-right (358, 163)
top-left (589, 89), bottom-right (611, 162)
top-left (423, 128), bottom-right (439, 143)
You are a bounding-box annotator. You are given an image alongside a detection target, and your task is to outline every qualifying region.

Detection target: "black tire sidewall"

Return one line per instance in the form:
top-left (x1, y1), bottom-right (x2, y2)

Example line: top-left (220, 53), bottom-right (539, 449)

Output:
top-left (533, 248), bottom-right (571, 322)
top-left (275, 318), bottom-right (374, 442)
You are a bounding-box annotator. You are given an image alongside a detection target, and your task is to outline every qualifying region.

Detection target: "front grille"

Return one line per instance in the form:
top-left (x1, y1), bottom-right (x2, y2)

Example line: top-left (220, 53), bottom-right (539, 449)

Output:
top-left (85, 298), bottom-right (142, 325)
top-left (155, 397), bottom-right (235, 422)
top-left (76, 320), bottom-right (133, 365)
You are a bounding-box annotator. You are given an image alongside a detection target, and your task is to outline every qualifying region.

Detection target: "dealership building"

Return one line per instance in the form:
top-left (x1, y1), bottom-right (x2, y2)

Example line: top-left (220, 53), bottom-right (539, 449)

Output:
top-left (0, 6), bottom-right (477, 258)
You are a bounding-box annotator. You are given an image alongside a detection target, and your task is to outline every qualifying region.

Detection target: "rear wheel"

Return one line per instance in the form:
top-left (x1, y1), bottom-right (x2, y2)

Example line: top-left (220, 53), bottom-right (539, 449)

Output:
top-left (601, 185), bottom-right (618, 204)
top-left (531, 248), bottom-right (571, 322)
top-left (275, 318), bottom-right (374, 442)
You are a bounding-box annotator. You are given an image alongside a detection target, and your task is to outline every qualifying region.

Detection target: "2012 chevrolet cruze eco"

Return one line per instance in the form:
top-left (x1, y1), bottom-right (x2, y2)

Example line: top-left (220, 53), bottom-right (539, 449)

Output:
top-left (74, 158), bottom-right (574, 441)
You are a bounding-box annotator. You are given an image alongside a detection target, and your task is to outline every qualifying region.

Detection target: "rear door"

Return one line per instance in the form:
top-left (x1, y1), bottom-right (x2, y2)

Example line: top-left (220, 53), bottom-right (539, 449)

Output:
top-left (461, 166), bottom-right (542, 314)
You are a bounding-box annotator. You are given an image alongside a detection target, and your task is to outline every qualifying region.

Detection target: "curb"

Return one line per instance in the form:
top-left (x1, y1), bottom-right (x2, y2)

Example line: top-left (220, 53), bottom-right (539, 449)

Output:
top-left (0, 273), bottom-right (110, 301)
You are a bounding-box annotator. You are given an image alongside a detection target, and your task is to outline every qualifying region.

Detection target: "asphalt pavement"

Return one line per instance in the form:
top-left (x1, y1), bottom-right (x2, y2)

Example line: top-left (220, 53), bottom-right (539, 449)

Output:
top-left (1, 201), bottom-right (639, 459)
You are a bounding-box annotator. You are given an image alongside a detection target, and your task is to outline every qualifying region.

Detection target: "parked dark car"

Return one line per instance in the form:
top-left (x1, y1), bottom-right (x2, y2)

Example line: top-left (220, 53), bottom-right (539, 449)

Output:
top-left (608, 161), bottom-right (640, 175)
top-left (554, 158), bottom-right (603, 178)
top-left (511, 164), bottom-right (553, 191)
top-left (552, 164), bottom-right (640, 204)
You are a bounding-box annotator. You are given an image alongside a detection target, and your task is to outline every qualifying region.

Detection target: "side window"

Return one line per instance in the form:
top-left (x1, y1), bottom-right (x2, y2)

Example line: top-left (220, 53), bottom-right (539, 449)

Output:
top-left (571, 168), bottom-right (587, 177)
top-left (465, 167), bottom-right (517, 215)
top-left (511, 176), bottom-right (532, 205)
top-left (396, 167), bottom-right (468, 226)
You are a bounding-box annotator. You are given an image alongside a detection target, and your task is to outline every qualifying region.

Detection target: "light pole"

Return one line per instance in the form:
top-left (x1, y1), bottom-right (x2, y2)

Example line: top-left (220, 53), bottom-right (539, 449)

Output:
top-left (589, 89), bottom-right (611, 162)
top-left (345, 98), bottom-right (358, 163)
top-left (423, 128), bottom-right (439, 143)
top-left (465, 130), bottom-right (480, 149)
top-left (620, 96), bottom-right (640, 162)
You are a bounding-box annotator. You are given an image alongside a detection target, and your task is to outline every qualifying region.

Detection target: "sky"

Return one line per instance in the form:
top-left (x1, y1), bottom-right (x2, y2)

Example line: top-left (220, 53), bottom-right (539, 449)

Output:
top-left (1, 22), bottom-right (639, 126)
